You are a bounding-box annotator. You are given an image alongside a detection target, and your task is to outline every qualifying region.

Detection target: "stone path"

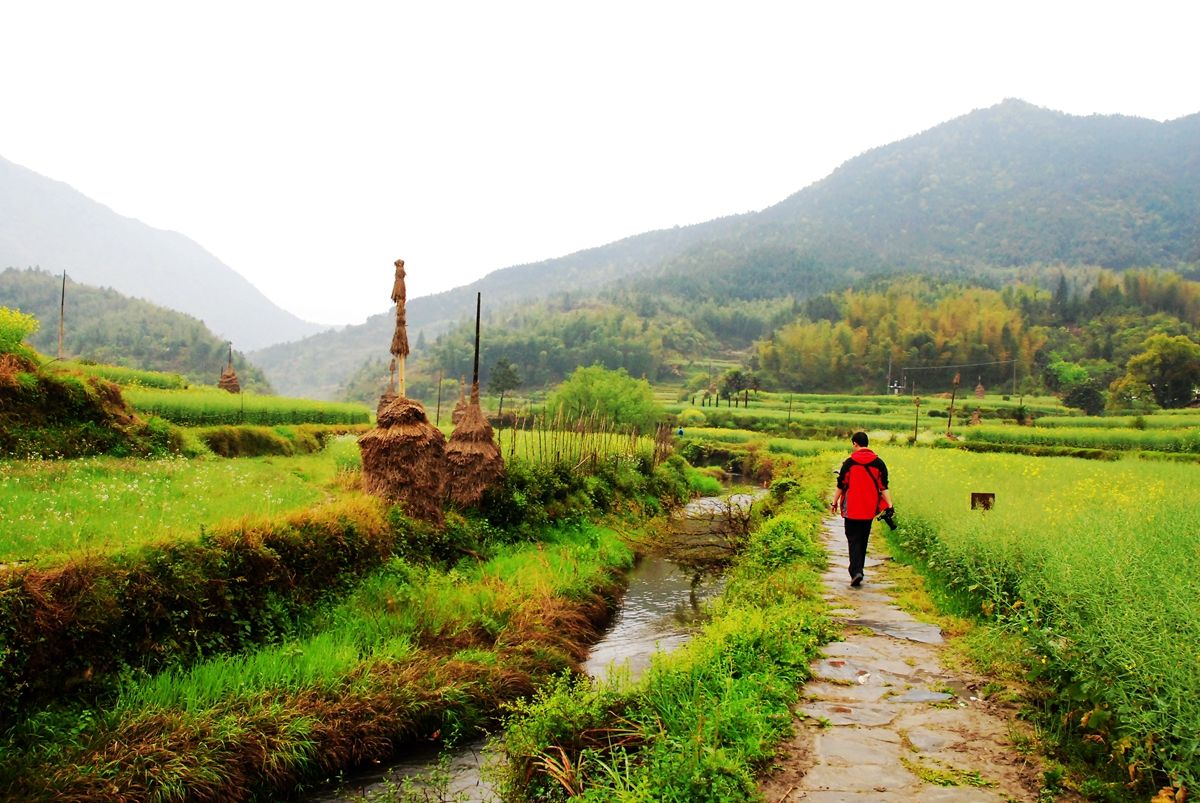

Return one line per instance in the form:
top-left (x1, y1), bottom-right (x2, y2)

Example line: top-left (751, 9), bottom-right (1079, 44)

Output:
top-left (759, 517), bottom-right (1044, 802)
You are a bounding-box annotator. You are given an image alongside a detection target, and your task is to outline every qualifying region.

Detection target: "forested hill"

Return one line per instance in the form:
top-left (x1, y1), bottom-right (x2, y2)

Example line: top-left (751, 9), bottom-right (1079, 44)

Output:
top-left (0, 268), bottom-right (270, 391)
top-left (637, 99), bottom-right (1200, 301)
top-left (255, 100), bottom-right (1200, 398)
top-left (0, 155), bottom-right (326, 350)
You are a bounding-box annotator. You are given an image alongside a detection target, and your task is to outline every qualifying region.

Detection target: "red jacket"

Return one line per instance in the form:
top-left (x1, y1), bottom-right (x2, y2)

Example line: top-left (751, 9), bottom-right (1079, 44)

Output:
top-left (837, 448), bottom-right (889, 520)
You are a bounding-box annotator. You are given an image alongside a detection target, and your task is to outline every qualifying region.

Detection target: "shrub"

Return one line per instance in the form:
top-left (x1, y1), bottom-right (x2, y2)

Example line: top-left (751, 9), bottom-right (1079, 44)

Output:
top-left (0, 306), bottom-right (38, 355)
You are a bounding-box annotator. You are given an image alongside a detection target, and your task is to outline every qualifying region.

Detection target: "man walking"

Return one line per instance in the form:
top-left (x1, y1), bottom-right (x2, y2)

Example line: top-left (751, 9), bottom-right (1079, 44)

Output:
top-left (830, 431), bottom-right (893, 587)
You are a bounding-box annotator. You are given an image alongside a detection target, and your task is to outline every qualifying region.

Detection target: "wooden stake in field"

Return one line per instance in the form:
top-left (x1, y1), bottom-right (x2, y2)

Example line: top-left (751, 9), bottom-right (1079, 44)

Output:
top-left (58, 270), bottom-right (66, 360)
top-left (218, 343), bottom-right (241, 394)
top-left (446, 292), bottom-right (504, 507)
top-left (360, 258), bottom-right (448, 523)
top-left (947, 372), bottom-right (961, 436)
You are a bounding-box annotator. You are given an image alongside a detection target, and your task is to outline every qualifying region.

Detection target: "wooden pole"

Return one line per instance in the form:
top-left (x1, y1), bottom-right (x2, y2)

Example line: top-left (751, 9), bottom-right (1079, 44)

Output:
top-left (435, 368), bottom-right (444, 426)
top-left (472, 292), bottom-right (481, 396)
top-left (947, 372), bottom-right (960, 436)
top-left (58, 270), bottom-right (66, 359)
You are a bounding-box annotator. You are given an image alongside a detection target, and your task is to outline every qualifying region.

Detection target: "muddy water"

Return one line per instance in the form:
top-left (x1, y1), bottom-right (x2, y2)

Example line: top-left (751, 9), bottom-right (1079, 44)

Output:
top-left (316, 493), bottom-right (755, 802)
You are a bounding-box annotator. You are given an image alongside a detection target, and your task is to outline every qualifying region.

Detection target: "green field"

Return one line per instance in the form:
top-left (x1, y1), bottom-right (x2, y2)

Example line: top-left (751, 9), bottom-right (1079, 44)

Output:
top-left (0, 437), bottom-right (361, 562)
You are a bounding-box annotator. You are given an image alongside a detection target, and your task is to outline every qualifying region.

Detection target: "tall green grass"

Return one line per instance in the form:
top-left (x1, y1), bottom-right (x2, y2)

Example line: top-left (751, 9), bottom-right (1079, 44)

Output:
top-left (125, 386), bottom-right (371, 426)
top-left (882, 449), bottom-right (1200, 792)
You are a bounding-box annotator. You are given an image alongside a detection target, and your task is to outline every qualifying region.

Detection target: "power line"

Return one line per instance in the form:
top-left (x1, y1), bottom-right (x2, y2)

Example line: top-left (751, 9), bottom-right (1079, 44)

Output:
top-left (899, 359), bottom-right (1015, 372)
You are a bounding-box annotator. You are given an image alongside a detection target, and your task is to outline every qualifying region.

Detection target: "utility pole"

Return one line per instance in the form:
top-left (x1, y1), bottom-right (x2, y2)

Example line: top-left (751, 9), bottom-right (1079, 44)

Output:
top-left (885, 354), bottom-right (892, 396)
top-left (1012, 359), bottom-right (1017, 396)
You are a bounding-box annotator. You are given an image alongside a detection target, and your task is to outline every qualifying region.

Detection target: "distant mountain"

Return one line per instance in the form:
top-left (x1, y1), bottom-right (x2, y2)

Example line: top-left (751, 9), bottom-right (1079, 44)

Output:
top-left (254, 100), bottom-right (1200, 398)
top-left (0, 268), bottom-right (271, 391)
top-left (0, 155), bottom-right (326, 350)
top-left (249, 216), bottom-right (752, 398)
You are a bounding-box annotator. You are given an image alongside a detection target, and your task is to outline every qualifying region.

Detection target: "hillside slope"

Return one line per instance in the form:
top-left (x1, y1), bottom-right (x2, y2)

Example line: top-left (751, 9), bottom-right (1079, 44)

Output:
top-left (0, 268), bottom-right (270, 390)
top-left (0, 156), bottom-right (326, 350)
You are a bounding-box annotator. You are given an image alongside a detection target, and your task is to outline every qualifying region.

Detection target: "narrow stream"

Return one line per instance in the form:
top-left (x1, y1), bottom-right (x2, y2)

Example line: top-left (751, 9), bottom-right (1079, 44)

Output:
top-left (313, 492), bottom-right (758, 802)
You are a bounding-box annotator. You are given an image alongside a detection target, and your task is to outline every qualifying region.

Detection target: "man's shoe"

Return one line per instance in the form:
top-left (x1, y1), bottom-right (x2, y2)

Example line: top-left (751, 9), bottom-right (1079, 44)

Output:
top-left (850, 573), bottom-right (864, 587)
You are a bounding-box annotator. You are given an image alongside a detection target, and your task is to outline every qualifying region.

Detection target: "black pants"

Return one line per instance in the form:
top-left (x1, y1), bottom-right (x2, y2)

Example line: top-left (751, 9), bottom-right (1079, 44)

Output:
top-left (844, 517), bottom-right (873, 579)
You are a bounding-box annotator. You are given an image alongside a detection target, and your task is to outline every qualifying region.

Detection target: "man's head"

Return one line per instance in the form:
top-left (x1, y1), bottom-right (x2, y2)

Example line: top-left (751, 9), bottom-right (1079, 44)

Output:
top-left (851, 431), bottom-right (869, 448)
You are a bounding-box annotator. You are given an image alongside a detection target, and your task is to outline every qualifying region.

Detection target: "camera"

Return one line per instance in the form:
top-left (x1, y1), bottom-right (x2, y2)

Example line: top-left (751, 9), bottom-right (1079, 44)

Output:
top-left (877, 506), bottom-right (897, 530)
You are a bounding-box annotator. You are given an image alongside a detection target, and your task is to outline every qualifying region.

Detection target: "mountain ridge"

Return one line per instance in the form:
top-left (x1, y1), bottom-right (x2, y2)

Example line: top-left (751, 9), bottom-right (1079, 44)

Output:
top-left (0, 155), bottom-right (327, 351)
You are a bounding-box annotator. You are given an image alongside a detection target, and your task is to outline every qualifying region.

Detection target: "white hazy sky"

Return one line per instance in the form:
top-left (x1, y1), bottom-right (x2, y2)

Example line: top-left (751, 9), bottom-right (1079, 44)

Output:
top-left (2, 1), bottom-right (1197, 326)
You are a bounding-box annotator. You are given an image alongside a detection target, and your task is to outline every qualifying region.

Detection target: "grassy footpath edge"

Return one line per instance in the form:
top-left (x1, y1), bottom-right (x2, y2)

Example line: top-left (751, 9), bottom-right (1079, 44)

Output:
top-left (497, 460), bottom-right (839, 801)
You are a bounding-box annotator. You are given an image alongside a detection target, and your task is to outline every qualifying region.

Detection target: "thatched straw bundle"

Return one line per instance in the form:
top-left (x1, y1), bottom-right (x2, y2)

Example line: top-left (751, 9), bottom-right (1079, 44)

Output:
top-left (445, 388), bottom-right (504, 508)
top-left (218, 343), bottom-right (240, 394)
top-left (391, 260), bottom-right (409, 363)
top-left (359, 395), bottom-right (447, 523)
top-left (218, 364), bottom-right (240, 394)
top-left (376, 390), bottom-right (397, 418)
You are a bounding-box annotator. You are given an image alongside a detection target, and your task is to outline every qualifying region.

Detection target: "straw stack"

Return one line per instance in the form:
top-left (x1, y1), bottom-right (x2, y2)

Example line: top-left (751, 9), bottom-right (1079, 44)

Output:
top-left (217, 344), bottom-right (240, 394)
top-left (452, 377), bottom-right (468, 425)
top-left (359, 258), bottom-right (447, 523)
top-left (445, 384), bottom-right (504, 507)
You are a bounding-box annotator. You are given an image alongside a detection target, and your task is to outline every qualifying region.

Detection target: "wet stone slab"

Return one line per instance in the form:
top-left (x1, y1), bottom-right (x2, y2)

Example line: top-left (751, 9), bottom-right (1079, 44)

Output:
top-left (813, 728), bottom-right (902, 765)
top-left (906, 727), bottom-right (955, 753)
top-left (800, 701), bottom-right (899, 727)
top-left (891, 688), bottom-right (955, 703)
top-left (812, 658), bottom-right (874, 685)
top-left (848, 617), bottom-right (944, 644)
top-left (803, 680), bottom-right (892, 704)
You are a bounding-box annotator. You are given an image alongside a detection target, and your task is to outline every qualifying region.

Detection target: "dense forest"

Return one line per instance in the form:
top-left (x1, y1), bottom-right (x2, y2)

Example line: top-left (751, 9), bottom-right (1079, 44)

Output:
top-left (0, 268), bottom-right (272, 391)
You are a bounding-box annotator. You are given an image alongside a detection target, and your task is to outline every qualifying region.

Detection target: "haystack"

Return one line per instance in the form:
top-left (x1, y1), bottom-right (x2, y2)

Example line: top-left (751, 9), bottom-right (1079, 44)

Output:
top-left (360, 394), bottom-right (447, 524)
top-left (445, 384), bottom-right (504, 507)
top-left (218, 344), bottom-right (240, 394)
top-left (359, 258), bottom-right (448, 524)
